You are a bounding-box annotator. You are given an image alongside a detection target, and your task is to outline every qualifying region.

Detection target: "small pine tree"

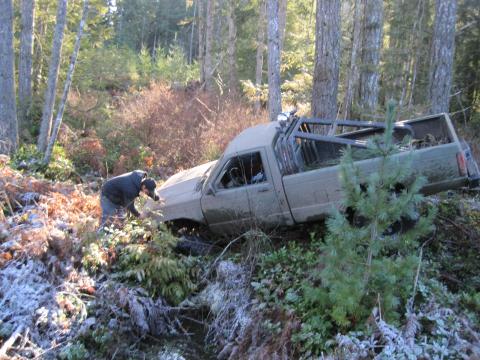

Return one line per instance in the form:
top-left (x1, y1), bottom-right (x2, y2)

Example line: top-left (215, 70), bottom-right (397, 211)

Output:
top-left (319, 101), bottom-right (436, 327)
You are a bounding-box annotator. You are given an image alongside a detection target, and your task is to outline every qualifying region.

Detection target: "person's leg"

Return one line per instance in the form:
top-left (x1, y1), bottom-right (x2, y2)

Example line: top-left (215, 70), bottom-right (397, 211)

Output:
top-left (98, 196), bottom-right (119, 232)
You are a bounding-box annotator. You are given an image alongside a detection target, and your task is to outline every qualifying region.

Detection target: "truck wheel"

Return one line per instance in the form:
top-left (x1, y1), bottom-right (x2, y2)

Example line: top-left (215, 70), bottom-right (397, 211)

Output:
top-left (175, 234), bottom-right (220, 256)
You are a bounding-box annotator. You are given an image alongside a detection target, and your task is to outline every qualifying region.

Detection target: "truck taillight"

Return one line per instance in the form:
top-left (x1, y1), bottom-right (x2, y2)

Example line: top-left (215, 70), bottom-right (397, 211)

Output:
top-left (457, 152), bottom-right (467, 176)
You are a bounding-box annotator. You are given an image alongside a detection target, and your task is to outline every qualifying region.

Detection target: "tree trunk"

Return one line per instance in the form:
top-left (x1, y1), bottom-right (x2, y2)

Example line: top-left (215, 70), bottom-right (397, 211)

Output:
top-left (18, 0), bottom-right (35, 133)
top-left (255, 0), bottom-right (267, 112)
top-left (267, 0), bottom-right (282, 122)
top-left (0, 0), bottom-right (18, 154)
top-left (311, 0), bottom-right (341, 124)
top-left (227, 0), bottom-right (238, 94)
top-left (428, 0), bottom-right (457, 114)
top-left (204, 0), bottom-right (215, 91)
top-left (37, 0), bottom-right (68, 153)
top-left (407, 0), bottom-right (426, 108)
top-left (359, 0), bottom-right (383, 113)
top-left (341, 0), bottom-right (362, 123)
top-left (44, 0), bottom-right (88, 164)
top-left (32, 5), bottom-right (47, 96)
top-left (198, 0), bottom-right (205, 83)
top-left (278, 0), bottom-right (287, 53)
top-left (189, 0), bottom-right (196, 64)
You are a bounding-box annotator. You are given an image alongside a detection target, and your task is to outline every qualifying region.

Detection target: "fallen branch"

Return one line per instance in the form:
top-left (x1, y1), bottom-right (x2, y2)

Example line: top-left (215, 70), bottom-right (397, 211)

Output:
top-left (0, 325), bottom-right (24, 358)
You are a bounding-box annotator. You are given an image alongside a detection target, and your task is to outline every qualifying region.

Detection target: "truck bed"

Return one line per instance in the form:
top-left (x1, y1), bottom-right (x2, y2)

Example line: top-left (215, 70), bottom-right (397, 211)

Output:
top-left (276, 114), bottom-right (468, 223)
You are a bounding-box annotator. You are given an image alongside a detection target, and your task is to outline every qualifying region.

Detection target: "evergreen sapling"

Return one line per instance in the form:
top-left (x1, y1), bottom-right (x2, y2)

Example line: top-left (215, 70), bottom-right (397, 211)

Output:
top-left (319, 101), bottom-right (436, 328)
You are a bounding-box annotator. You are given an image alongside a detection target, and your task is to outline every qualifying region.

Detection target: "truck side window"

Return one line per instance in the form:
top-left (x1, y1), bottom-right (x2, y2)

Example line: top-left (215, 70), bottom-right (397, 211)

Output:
top-left (217, 152), bottom-right (267, 189)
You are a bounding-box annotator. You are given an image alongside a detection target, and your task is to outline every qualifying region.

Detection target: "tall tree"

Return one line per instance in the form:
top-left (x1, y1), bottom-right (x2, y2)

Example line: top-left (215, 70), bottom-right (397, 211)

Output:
top-left (255, 0), bottom-right (267, 112)
top-left (267, 0), bottom-right (282, 121)
top-left (0, 0), bottom-right (18, 154)
top-left (188, 0), bottom-right (197, 64)
top-left (44, 0), bottom-right (88, 164)
top-left (407, 0), bottom-right (427, 108)
top-left (198, 0), bottom-right (205, 83)
top-left (341, 0), bottom-right (362, 122)
top-left (428, 0), bottom-right (457, 114)
top-left (227, 0), bottom-right (238, 94)
top-left (278, 0), bottom-right (287, 53)
top-left (359, 0), bottom-right (383, 113)
top-left (32, 2), bottom-right (48, 95)
top-left (18, 0), bottom-right (35, 133)
top-left (37, 0), bottom-right (68, 153)
top-left (204, 0), bottom-right (215, 90)
top-left (311, 0), bottom-right (341, 123)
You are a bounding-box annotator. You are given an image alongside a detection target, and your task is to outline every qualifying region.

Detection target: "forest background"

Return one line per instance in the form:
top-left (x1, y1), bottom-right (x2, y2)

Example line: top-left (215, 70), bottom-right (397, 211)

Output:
top-left (0, 0), bottom-right (478, 177)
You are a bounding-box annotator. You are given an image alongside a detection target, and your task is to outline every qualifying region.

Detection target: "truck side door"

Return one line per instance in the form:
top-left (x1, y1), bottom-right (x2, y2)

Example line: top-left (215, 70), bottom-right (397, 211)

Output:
top-left (243, 149), bottom-right (285, 229)
top-left (201, 150), bottom-right (284, 233)
top-left (201, 155), bottom-right (252, 234)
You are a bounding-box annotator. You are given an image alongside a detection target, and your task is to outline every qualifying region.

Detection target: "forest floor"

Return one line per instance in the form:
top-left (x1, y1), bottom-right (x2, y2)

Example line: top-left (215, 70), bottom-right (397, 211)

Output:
top-left (1, 158), bottom-right (480, 359)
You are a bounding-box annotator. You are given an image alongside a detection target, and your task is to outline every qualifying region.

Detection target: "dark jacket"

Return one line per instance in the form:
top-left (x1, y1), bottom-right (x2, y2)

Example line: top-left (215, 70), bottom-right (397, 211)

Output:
top-left (101, 170), bottom-right (146, 217)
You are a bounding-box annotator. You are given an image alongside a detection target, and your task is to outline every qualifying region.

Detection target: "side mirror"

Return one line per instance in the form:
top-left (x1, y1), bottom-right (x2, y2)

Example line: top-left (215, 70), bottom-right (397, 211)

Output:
top-left (206, 184), bottom-right (216, 196)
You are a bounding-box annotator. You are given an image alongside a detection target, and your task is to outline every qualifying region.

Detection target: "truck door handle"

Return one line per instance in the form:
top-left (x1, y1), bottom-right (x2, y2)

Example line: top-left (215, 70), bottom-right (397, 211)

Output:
top-left (258, 187), bottom-right (269, 193)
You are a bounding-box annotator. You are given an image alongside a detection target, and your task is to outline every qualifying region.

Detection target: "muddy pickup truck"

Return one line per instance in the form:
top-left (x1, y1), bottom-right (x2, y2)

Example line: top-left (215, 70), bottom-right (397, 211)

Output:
top-left (151, 113), bottom-right (480, 234)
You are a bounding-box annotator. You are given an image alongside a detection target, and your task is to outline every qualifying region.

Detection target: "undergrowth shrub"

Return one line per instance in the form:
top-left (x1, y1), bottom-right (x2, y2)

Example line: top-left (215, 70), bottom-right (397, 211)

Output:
top-left (11, 144), bottom-right (75, 181)
top-left (75, 47), bottom-right (140, 91)
top-left (117, 222), bottom-right (199, 304)
top-left (82, 220), bottom-right (199, 304)
top-left (67, 132), bottom-right (107, 175)
top-left (74, 45), bottom-right (199, 92)
top-left (426, 193), bottom-right (480, 293)
top-left (111, 83), bottom-right (267, 175)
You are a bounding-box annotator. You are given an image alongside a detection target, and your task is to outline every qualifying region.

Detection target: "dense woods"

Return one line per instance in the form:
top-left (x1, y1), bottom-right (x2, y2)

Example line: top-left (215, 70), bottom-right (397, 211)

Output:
top-left (0, 0), bottom-right (479, 359)
top-left (0, 0), bottom-right (479, 156)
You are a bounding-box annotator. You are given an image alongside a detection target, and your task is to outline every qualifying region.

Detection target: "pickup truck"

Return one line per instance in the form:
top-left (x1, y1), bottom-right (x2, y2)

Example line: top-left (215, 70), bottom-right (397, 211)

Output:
top-left (151, 113), bottom-right (480, 234)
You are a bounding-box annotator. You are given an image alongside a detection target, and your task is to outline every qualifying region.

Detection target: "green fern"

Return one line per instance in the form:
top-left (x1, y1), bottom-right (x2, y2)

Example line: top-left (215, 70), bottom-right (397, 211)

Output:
top-left (117, 222), bottom-right (199, 304)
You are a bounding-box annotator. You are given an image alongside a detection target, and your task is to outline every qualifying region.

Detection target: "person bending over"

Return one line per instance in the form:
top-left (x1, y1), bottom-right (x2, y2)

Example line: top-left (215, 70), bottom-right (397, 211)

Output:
top-left (99, 170), bottom-right (159, 230)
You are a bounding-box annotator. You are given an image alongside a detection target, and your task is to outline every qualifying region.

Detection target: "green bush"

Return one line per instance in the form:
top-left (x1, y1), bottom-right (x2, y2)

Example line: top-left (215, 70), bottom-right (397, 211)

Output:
top-left (59, 342), bottom-right (89, 360)
top-left (74, 45), bottom-right (199, 92)
top-left (10, 144), bottom-right (75, 181)
top-left (83, 220), bottom-right (199, 305)
top-left (152, 45), bottom-right (199, 86)
top-left (75, 46), bottom-right (140, 91)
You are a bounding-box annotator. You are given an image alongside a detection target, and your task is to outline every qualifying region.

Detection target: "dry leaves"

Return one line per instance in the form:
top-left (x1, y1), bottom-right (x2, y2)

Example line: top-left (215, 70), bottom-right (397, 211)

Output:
top-left (0, 164), bottom-right (101, 262)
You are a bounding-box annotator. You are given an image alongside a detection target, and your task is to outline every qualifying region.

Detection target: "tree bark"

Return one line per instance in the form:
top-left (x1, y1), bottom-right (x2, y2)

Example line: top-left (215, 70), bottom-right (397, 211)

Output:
top-left (32, 5), bottom-right (47, 95)
top-left (407, 0), bottom-right (426, 108)
top-left (0, 0), bottom-right (18, 154)
top-left (428, 0), bottom-right (457, 114)
top-left (203, 0), bottom-right (215, 91)
top-left (44, 0), bottom-right (88, 164)
top-left (255, 0), bottom-right (267, 112)
top-left (198, 0), bottom-right (205, 83)
top-left (18, 0), bottom-right (35, 133)
top-left (278, 0), bottom-right (287, 53)
top-left (359, 0), bottom-right (383, 113)
top-left (311, 0), bottom-right (341, 124)
top-left (37, 0), bottom-right (68, 153)
top-left (267, 0), bottom-right (282, 122)
top-left (227, 0), bottom-right (238, 94)
top-left (341, 0), bottom-right (362, 122)
top-left (188, 0), bottom-right (196, 64)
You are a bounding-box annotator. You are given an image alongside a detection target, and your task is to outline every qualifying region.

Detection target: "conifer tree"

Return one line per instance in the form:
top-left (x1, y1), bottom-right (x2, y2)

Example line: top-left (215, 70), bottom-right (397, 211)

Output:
top-left (319, 101), bottom-right (435, 327)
